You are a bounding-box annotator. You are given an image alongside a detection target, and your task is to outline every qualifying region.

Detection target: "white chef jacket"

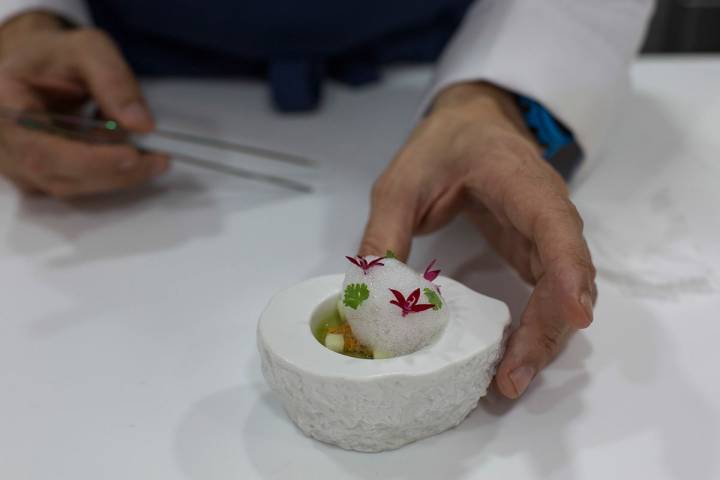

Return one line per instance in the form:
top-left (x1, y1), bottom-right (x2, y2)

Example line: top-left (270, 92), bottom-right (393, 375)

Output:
top-left (0, 0), bottom-right (655, 168)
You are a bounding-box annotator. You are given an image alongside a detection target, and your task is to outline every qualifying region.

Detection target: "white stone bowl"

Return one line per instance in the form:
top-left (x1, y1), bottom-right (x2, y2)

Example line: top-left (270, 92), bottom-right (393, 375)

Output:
top-left (257, 274), bottom-right (511, 453)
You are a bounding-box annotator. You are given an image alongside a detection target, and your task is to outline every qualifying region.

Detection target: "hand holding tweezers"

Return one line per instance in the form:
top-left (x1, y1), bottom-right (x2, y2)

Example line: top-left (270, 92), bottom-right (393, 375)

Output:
top-left (0, 106), bottom-right (315, 192)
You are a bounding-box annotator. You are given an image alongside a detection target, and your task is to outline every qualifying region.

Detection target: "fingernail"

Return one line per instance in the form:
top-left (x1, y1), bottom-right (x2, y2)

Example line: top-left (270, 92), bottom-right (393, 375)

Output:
top-left (151, 157), bottom-right (169, 176)
top-left (509, 365), bottom-right (536, 398)
top-left (121, 102), bottom-right (152, 128)
top-left (580, 292), bottom-right (594, 323)
top-left (117, 158), bottom-right (137, 171)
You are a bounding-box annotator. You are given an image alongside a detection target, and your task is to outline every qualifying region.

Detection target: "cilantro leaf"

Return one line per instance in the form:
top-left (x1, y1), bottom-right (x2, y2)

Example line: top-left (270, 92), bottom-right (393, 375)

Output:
top-left (423, 288), bottom-right (443, 310)
top-left (343, 283), bottom-right (370, 310)
top-left (385, 250), bottom-right (397, 259)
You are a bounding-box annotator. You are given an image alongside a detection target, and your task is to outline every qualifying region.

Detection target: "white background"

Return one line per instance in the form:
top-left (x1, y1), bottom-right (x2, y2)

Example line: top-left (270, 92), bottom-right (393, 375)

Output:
top-left (1, 57), bottom-right (718, 479)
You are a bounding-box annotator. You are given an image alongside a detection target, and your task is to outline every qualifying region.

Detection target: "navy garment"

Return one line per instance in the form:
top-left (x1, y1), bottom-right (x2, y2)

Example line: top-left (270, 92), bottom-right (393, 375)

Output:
top-left (88, 0), bottom-right (473, 111)
top-left (88, 0), bottom-right (582, 177)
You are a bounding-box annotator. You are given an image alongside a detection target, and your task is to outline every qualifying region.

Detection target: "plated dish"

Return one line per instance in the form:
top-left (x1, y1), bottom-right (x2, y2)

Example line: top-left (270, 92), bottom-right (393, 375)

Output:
top-left (258, 255), bottom-right (510, 452)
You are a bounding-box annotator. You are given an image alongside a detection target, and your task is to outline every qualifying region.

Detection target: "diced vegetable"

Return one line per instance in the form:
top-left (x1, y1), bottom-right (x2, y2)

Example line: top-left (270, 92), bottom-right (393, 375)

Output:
top-left (324, 333), bottom-right (345, 353)
top-left (373, 349), bottom-right (392, 360)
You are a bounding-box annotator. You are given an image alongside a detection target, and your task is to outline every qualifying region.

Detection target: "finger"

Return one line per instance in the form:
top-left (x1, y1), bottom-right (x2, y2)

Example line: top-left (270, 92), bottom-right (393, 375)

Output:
top-left (0, 82), bottom-right (46, 184)
top-left (32, 175), bottom-right (80, 198)
top-left (34, 152), bottom-right (169, 198)
top-left (358, 171), bottom-right (420, 261)
top-left (39, 152), bottom-right (169, 198)
top-left (0, 75), bottom-right (45, 111)
top-left (40, 140), bottom-right (152, 180)
top-left (10, 128), bottom-right (169, 197)
top-left (494, 273), bottom-right (580, 399)
top-left (465, 206), bottom-right (536, 284)
top-left (0, 170), bottom-right (41, 195)
top-left (531, 200), bottom-right (595, 329)
top-left (414, 182), bottom-right (467, 235)
top-left (68, 29), bottom-right (154, 132)
top-left (71, 152), bottom-right (170, 196)
top-left (24, 76), bottom-right (88, 111)
top-left (467, 156), bottom-right (595, 329)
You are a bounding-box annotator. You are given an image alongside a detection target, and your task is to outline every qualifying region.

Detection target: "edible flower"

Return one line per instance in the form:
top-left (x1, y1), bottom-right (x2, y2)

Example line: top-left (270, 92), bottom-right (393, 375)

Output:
top-left (389, 288), bottom-right (435, 317)
top-left (346, 255), bottom-right (385, 274)
top-left (423, 260), bottom-right (441, 282)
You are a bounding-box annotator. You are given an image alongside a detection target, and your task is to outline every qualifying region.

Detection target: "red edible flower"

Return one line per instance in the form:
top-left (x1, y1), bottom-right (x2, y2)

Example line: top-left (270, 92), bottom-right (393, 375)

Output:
top-left (346, 255), bottom-right (385, 274)
top-left (389, 288), bottom-right (435, 317)
top-left (423, 260), bottom-right (441, 282)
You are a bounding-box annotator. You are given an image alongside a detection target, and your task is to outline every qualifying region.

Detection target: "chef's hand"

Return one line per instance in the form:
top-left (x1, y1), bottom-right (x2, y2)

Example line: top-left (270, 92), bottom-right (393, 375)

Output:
top-left (0, 12), bottom-right (168, 197)
top-left (360, 82), bottom-right (596, 399)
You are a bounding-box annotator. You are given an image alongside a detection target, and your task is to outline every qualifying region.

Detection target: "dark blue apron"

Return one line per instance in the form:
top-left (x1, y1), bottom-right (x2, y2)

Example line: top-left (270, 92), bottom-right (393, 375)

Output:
top-left (88, 0), bottom-right (473, 111)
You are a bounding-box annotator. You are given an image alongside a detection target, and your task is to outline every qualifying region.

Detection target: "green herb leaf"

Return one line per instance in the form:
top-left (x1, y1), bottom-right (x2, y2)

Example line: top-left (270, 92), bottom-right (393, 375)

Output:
top-left (385, 250), bottom-right (397, 259)
top-left (343, 283), bottom-right (370, 310)
top-left (423, 288), bottom-right (443, 310)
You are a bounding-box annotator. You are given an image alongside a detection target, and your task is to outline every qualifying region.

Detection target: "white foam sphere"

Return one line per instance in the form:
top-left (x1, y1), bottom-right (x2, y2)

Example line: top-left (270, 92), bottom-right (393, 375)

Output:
top-left (340, 256), bottom-right (449, 357)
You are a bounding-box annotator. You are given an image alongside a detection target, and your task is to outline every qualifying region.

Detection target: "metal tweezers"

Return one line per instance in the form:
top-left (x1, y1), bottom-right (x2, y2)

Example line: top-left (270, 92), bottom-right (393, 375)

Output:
top-left (0, 107), bottom-right (315, 192)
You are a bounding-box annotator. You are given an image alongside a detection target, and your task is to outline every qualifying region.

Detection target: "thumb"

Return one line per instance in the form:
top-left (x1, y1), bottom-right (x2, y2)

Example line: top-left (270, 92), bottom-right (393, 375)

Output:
top-left (69, 29), bottom-right (154, 132)
top-left (494, 265), bottom-right (596, 399)
top-left (358, 177), bottom-right (418, 261)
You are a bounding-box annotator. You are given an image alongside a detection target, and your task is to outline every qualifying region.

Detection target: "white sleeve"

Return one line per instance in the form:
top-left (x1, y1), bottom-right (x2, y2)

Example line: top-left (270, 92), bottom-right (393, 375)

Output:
top-left (424, 0), bottom-right (655, 164)
top-left (0, 0), bottom-right (89, 27)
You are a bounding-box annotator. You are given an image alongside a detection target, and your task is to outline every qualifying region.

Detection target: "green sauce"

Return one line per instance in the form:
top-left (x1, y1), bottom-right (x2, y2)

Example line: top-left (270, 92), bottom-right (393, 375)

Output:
top-left (312, 307), bottom-right (344, 343)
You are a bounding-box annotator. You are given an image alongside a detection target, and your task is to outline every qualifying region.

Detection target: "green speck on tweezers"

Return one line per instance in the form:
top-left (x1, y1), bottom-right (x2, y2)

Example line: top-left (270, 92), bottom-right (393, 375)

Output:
top-left (104, 120), bottom-right (118, 130)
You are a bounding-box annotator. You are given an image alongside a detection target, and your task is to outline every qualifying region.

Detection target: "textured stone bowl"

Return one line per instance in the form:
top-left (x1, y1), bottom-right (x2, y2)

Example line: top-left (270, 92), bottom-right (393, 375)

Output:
top-left (257, 274), bottom-right (510, 453)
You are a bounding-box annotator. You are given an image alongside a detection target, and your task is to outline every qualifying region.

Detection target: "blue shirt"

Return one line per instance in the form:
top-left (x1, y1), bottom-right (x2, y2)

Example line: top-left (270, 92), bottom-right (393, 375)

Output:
top-left (88, 0), bottom-right (472, 111)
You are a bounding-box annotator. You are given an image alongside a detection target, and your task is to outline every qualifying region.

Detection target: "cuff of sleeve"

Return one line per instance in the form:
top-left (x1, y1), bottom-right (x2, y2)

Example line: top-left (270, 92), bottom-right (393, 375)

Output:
top-left (0, 0), bottom-right (90, 28)
top-left (421, 0), bottom-right (653, 168)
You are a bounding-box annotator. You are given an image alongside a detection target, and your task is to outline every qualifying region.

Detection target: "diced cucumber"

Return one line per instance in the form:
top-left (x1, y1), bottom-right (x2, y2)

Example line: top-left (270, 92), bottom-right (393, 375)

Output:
top-left (324, 333), bottom-right (345, 353)
top-left (373, 349), bottom-right (393, 360)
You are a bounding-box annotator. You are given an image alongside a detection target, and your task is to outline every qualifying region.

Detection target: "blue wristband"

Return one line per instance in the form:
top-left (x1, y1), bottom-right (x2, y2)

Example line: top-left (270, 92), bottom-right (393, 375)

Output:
top-left (517, 96), bottom-right (574, 160)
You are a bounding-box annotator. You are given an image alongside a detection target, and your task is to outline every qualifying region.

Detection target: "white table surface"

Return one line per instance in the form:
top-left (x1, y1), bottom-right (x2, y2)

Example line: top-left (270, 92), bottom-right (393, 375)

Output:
top-left (1, 56), bottom-right (718, 480)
